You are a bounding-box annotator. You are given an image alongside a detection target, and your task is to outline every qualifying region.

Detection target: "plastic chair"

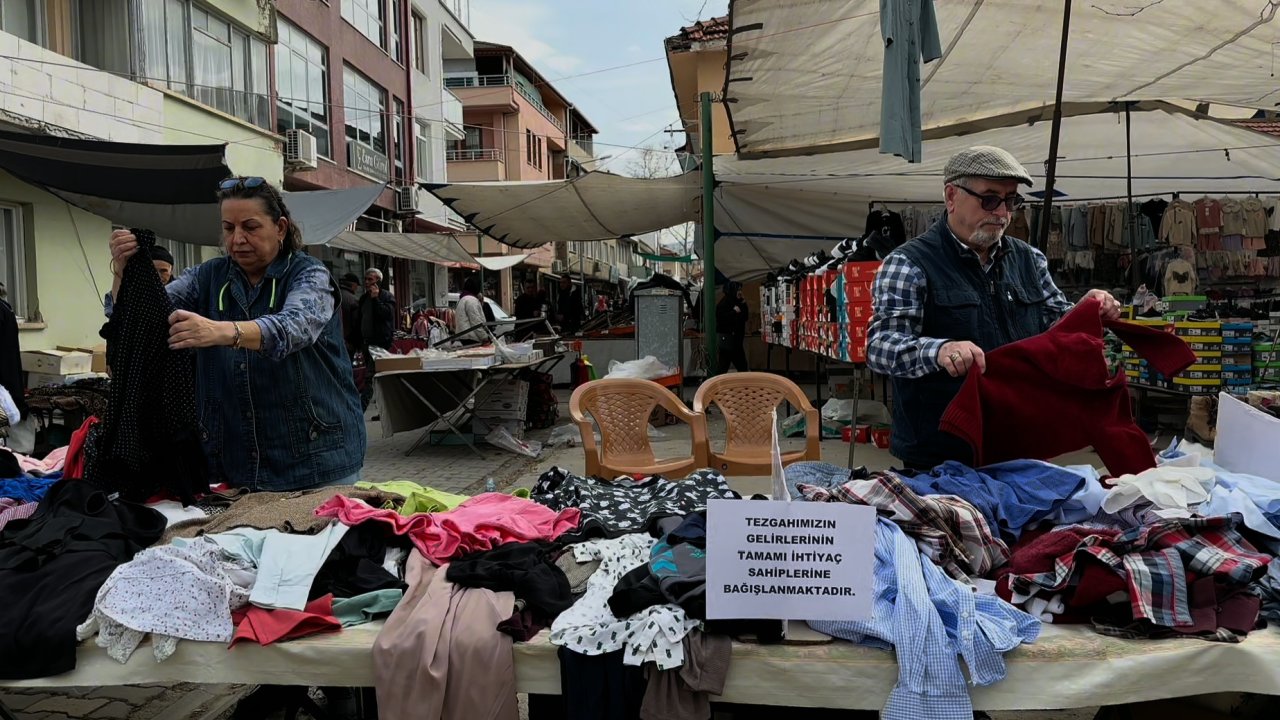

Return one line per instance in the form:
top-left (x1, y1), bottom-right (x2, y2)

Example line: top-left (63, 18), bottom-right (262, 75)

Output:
top-left (569, 378), bottom-right (708, 479)
top-left (693, 372), bottom-right (821, 475)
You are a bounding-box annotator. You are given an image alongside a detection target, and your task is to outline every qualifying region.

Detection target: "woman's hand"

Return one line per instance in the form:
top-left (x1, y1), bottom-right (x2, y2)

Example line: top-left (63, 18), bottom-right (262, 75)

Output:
top-left (168, 310), bottom-right (233, 350)
top-left (109, 229), bottom-right (138, 276)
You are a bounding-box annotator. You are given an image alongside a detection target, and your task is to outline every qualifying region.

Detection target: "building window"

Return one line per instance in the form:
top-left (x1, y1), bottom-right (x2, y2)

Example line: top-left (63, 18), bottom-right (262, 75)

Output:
top-left (343, 65), bottom-right (388, 179)
top-left (411, 11), bottom-right (426, 74)
top-left (0, 203), bottom-right (30, 321)
top-left (389, 0), bottom-right (403, 63)
top-left (341, 0), bottom-right (383, 48)
top-left (464, 126), bottom-right (481, 150)
top-left (136, 1), bottom-right (270, 129)
top-left (276, 20), bottom-right (331, 158)
top-left (157, 238), bottom-right (200, 272)
top-left (0, 0), bottom-right (43, 45)
top-left (393, 97), bottom-right (406, 181)
top-left (415, 120), bottom-right (431, 182)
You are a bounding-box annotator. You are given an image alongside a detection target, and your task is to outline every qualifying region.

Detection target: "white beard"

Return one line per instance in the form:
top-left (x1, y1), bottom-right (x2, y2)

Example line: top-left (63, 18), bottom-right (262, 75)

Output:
top-left (968, 223), bottom-right (1006, 250)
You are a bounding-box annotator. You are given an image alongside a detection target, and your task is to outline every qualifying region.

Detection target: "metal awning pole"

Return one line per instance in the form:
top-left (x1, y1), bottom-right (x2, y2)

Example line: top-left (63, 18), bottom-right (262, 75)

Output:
top-left (1037, 0), bottom-right (1074, 249)
top-left (700, 91), bottom-right (718, 374)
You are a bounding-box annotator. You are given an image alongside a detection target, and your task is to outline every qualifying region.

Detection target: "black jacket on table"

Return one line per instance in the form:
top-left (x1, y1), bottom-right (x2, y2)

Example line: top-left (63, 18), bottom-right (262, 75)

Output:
top-left (92, 229), bottom-right (208, 502)
top-left (0, 479), bottom-right (165, 679)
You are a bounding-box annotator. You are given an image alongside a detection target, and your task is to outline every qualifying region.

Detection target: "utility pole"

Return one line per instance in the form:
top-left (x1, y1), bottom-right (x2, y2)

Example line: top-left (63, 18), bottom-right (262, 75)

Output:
top-left (699, 91), bottom-right (718, 374)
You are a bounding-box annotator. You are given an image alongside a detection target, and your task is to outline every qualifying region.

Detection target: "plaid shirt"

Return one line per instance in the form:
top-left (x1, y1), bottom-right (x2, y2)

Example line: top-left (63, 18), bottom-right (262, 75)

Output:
top-left (1009, 516), bottom-right (1271, 629)
top-left (798, 471), bottom-right (1009, 580)
top-left (867, 228), bottom-right (1073, 378)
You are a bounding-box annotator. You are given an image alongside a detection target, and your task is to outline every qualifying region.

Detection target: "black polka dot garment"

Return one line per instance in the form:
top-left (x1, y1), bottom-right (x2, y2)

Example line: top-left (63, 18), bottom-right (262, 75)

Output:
top-left (88, 229), bottom-right (207, 503)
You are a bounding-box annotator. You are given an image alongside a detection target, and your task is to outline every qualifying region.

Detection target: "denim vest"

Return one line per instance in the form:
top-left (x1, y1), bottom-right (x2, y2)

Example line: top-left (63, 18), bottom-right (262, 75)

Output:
top-left (889, 218), bottom-right (1049, 468)
top-left (193, 252), bottom-right (365, 491)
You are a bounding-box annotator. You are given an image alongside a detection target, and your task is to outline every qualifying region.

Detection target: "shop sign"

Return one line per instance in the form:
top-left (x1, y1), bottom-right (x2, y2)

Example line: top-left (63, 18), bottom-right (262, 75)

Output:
top-left (349, 143), bottom-right (389, 180)
top-left (705, 499), bottom-right (875, 621)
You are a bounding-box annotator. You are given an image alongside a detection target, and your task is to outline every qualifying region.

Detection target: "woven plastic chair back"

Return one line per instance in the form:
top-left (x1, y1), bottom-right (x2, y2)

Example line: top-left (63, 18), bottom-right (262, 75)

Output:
top-left (569, 378), bottom-right (707, 479)
top-left (694, 372), bottom-right (820, 475)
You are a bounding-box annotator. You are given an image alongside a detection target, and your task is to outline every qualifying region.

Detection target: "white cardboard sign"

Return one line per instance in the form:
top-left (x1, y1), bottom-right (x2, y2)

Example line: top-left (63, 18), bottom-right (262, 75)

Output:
top-left (1215, 392), bottom-right (1280, 482)
top-left (705, 499), bottom-right (876, 621)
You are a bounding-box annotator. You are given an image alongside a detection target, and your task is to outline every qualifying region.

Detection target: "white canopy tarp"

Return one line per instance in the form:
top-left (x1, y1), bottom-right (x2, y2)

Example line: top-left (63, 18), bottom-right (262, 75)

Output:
top-left (328, 231), bottom-right (476, 264)
top-left (726, 0), bottom-right (1280, 156)
top-left (423, 171), bottom-right (700, 249)
top-left (291, 185), bottom-right (386, 247)
top-left (711, 103), bottom-right (1280, 279)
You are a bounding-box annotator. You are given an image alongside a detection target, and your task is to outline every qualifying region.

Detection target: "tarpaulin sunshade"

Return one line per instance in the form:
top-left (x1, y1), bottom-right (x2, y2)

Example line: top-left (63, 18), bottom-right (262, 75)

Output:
top-left (422, 172), bottom-right (701, 249)
top-left (0, 130), bottom-right (381, 246)
top-left (725, 0), bottom-right (1280, 157)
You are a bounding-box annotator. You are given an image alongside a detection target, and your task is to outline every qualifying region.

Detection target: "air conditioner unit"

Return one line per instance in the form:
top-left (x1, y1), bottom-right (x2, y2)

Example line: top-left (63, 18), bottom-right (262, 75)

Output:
top-left (394, 185), bottom-right (417, 214)
top-left (284, 129), bottom-right (318, 169)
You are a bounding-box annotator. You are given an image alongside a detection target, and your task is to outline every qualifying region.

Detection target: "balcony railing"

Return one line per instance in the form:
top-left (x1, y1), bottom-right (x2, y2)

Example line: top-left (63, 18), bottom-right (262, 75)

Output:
top-left (443, 74), bottom-right (565, 132)
top-left (447, 148), bottom-right (504, 162)
top-left (445, 74), bottom-right (510, 88)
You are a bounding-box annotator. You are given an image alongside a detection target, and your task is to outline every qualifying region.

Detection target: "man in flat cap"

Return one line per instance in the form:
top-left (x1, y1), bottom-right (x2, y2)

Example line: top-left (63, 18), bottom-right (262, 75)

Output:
top-left (867, 146), bottom-right (1120, 470)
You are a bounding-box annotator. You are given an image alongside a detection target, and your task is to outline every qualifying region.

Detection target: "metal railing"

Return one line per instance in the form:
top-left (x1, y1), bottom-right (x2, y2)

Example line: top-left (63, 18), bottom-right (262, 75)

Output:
top-left (446, 148), bottom-right (504, 162)
top-left (443, 74), bottom-right (566, 132)
top-left (444, 74), bottom-right (510, 88)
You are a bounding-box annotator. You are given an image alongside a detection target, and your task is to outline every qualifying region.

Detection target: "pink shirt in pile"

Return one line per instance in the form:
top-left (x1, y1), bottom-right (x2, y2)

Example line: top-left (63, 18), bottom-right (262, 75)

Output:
top-left (315, 492), bottom-right (581, 564)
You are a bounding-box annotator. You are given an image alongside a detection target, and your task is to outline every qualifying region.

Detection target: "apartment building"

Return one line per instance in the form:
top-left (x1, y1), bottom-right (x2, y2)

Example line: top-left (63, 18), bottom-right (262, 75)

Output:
top-left (0, 0), bottom-right (283, 350)
top-left (444, 40), bottom-right (618, 309)
top-left (272, 0), bottom-right (474, 310)
top-left (664, 15), bottom-right (733, 158)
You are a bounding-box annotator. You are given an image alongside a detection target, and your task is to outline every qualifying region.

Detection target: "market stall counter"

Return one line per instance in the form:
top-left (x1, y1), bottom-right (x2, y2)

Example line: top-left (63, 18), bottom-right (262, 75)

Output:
top-left (4, 624), bottom-right (1279, 712)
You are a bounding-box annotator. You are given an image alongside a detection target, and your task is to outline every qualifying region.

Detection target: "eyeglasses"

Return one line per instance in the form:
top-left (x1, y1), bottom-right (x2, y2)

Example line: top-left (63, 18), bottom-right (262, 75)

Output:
top-left (954, 184), bottom-right (1024, 212)
top-left (218, 176), bottom-right (266, 191)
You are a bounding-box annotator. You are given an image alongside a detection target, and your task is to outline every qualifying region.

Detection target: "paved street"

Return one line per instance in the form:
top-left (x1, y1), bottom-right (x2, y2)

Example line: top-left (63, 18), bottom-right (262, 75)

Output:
top-left (0, 391), bottom-right (1106, 720)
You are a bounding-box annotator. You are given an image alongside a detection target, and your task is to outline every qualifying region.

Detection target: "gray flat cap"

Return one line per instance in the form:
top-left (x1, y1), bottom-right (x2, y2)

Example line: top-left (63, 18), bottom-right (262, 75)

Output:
top-left (944, 146), bottom-right (1034, 186)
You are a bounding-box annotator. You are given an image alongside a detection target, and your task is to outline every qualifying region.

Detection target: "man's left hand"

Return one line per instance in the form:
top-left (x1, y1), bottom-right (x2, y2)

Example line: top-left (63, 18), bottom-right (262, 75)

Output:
top-left (1082, 289), bottom-right (1122, 321)
top-left (168, 310), bottom-right (232, 350)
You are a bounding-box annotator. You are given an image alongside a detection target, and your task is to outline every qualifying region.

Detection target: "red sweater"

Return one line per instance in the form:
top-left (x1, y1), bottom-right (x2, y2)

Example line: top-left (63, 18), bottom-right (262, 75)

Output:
top-left (939, 299), bottom-right (1195, 475)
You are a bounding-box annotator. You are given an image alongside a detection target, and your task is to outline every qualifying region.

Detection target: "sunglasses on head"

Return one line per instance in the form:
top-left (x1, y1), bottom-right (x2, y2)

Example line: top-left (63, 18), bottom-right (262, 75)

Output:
top-left (954, 184), bottom-right (1024, 212)
top-left (218, 176), bottom-right (267, 191)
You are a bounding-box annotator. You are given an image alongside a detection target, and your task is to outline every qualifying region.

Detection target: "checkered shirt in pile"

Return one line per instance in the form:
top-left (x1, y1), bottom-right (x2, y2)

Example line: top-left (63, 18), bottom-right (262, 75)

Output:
top-left (1008, 515), bottom-right (1270, 628)
top-left (797, 470), bottom-right (1010, 580)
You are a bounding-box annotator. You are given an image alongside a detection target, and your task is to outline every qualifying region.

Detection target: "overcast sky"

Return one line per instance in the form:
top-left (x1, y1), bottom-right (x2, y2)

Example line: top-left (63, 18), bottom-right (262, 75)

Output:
top-left (469, 0), bottom-right (729, 177)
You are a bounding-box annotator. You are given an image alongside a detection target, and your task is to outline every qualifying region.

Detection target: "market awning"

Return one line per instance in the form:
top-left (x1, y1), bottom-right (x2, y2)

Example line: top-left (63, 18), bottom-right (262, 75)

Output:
top-left (436, 254), bottom-right (531, 271)
top-left (725, 0), bottom-right (1280, 157)
top-left (475, 254), bottom-right (527, 271)
top-left (328, 231), bottom-right (476, 264)
top-left (711, 103), bottom-right (1280, 280)
top-left (0, 129), bottom-right (381, 246)
top-left (0, 128), bottom-right (229, 242)
top-left (422, 171), bottom-right (701, 249)
top-left (291, 185), bottom-right (388, 248)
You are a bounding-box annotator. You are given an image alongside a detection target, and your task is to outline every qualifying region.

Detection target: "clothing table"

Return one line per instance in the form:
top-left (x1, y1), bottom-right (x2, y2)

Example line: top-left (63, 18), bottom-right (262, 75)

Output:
top-left (6, 624), bottom-right (1279, 712)
top-left (373, 354), bottom-right (566, 457)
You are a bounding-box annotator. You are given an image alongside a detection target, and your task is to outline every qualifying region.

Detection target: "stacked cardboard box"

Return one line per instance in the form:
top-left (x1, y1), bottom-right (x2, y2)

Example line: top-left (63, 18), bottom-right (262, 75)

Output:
top-left (839, 261), bottom-right (879, 364)
top-left (473, 380), bottom-right (529, 437)
top-left (22, 348), bottom-right (104, 389)
top-left (1169, 321), bottom-right (1225, 395)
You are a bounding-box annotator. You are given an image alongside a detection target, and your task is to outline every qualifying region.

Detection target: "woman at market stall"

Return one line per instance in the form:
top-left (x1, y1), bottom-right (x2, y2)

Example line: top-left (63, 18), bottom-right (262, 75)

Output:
top-left (453, 274), bottom-right (489, 342)
top-left (105, 176), bottom-right (365, 491)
